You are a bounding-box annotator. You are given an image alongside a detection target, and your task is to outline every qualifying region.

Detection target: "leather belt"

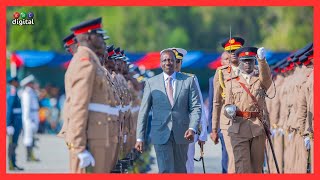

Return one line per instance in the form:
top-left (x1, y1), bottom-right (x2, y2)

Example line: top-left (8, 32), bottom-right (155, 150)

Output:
top-left (236, 111), bottom-right (260, 119)
top-left (88, 103), bottom-right (119, 116)
top-left (120, 105), bottom-right (131, 112)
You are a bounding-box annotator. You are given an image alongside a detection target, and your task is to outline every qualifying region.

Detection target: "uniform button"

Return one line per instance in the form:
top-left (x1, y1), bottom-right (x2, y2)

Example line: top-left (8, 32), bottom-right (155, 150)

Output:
top-left (108, 117), bottom-right (111, 121)
top-left (98, 121), bottom-right (102, 125)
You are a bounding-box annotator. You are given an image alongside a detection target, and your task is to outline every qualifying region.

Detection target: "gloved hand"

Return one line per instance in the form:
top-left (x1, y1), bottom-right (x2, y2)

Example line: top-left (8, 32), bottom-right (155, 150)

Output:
top-left (304, 136), bottom-right (310, 150)
top-left (7, 126), bottom-right (15, 136)
top-left (77, 150), bottom-right (95, 168)
top-left (278, 128), bottom-right (284, 135)
top-left (257, 47), bottom-right (266, 60)
top-left (270, 128), bottom-right (277, 137)
top-left (288, 132), bottom-right (294, 141)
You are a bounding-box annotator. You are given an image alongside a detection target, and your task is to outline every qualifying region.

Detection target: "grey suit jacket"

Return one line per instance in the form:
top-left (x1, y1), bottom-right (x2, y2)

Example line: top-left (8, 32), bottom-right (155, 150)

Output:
top-left (136, 72), bottom-right (202, 144)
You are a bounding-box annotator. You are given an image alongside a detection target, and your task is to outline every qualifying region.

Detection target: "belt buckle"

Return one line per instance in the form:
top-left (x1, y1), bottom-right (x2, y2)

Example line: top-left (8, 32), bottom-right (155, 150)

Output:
top-left (244, 112), bottom-right (251, 119)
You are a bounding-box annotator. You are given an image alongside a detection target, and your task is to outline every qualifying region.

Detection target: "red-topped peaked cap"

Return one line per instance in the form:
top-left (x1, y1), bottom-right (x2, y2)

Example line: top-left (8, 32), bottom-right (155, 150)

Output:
top-left (62, 33), bottom-right (77, 48)
top-left (235, 47), bottom-right (258, 60)
top-left (70, 17), bottom-right (105, 35)
top-left (221, 37), bottom-right (245, 51)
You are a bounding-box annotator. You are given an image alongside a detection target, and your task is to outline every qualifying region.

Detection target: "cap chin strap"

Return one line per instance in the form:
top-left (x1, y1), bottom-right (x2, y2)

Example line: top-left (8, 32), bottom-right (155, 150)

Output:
top-left (239, 56), bottom-right (256, 61)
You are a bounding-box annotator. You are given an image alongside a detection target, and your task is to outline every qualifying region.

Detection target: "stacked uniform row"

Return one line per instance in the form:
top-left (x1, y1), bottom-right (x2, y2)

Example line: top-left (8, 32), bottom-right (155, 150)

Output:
top-left (266, 42), bottom-right (314, 174)
top-left (58, 17), bottom-right (153, 173)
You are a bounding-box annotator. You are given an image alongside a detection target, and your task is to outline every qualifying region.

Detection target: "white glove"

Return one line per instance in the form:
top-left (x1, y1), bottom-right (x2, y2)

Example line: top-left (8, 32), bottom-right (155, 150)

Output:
top-left (304, 136), bottom-right (310, 150)
top-left (288, 132), bottom-right (294, 141)
top-left (270, 128), bottom-right (277, 137)
top-left (124, 134), bottom-right (127, 143)
top-left (7, 126), bottom-right (15, 136)
top-left (77, 150), bottom-right (95, 168)
top-left (278, 128), bottom-right (284, 135)
top-left (257, 47), bottom-right (266, 60)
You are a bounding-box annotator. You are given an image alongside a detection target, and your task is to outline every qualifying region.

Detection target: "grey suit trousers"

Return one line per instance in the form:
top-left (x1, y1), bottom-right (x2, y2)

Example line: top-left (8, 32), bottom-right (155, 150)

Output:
top-left (154, 131), bottom-right (189, 173)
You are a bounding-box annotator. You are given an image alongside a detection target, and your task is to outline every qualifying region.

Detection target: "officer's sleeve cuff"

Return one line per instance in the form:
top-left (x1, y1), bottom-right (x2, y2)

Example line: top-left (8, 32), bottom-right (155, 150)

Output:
top-left (189, 128), bottom-right (196, 133)
top-left (136, 138), bottom-right (144, 142)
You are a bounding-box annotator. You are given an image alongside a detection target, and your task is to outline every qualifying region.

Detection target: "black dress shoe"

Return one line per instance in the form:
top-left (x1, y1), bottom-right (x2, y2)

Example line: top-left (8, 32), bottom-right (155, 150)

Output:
top-left (9, 165), bottom-right (24, 171)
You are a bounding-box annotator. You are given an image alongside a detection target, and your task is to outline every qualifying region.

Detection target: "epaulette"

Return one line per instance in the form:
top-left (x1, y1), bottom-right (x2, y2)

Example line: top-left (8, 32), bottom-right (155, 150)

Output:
top-left (218, 65), bottom-right (232, 74)
top-left (219, 65), bottom-right (229, 70)
top-left (182, 72), bottom-right (195, 77)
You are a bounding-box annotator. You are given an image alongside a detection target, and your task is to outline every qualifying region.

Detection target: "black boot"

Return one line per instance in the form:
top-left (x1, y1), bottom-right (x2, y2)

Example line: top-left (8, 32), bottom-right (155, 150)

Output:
top-left (27, 146), bottom-right (40, 162)
top-left (8, 143), bottom-right (24, 171)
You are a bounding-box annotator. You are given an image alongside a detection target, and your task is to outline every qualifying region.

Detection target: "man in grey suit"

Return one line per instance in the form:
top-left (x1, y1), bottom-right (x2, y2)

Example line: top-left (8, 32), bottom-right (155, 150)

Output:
top-left (135, 49), bottom-right (202, 173)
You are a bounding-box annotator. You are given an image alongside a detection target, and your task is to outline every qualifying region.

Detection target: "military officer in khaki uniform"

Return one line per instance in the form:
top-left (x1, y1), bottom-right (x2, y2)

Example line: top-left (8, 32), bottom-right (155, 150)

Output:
top-left (58, 17), bottom-right (120, 173)
top-left (276, 62), bottom-right (291, 173)
top-left (295, 48), bottom-right (314, 173)
top-left (266, 66), bottom-right (285, 173)
top-left (121, 51), bottom-right (141, 155)
top-left (211, 37), bottom-right (245, 173)
top-left (278, 60), bottom-right (295, 173)
top-left (113, 47), bottom-right (133, 157)
top-left (287, 44), bottom-right (313, 173)
top-left (108, 47), bottom-right (128, 158)
top-left (221, 47), bottom-right (272, 173)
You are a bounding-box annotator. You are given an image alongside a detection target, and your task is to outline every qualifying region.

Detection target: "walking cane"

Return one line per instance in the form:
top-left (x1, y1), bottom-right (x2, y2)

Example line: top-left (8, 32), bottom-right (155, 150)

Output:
top-left (194, 143), bottom-right (206, 173)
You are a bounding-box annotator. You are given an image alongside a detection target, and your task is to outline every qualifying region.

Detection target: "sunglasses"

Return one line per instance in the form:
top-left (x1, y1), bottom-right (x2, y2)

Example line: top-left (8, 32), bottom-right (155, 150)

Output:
top-left (176, 59), bottom-right (182, 63)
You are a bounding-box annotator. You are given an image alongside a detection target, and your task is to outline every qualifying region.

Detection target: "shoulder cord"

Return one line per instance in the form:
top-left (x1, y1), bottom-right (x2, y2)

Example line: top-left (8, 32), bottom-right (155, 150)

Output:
top-left (218, 69), bottom-right (226, 98)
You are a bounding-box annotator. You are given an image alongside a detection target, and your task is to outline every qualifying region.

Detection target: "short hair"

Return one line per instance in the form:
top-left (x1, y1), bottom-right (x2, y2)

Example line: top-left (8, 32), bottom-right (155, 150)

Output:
top-left (160, 49), bottom-right (176, 60)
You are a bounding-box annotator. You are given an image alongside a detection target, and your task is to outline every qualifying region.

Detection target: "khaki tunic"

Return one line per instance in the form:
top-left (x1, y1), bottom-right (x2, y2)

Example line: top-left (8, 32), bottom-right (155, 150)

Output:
top-left (291, 66), bottom-right (313, 173)
top-left (267, 74), bottom-right (284, 173)
top-left (223, 58), bottom-right (272, 173)
top-left (127, 79), bottom-right (142, 152)
top-left (296, 69), bottom-right (314, 173)
top-left (306, 71), bottom-right (314, 173)
top-left (117, 74), bottom-right (132, 156)
top-left (58, 46), bottom-right (120, 173)
top-left (212, 65), bottom-right (238, 173)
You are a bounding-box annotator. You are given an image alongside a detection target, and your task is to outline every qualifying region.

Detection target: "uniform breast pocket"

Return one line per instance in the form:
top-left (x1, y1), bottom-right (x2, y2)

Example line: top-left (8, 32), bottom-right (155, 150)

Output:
top-left (232, 87), bottom-right (243, 103)
top-left (95, 70), bottom-right (106, 89)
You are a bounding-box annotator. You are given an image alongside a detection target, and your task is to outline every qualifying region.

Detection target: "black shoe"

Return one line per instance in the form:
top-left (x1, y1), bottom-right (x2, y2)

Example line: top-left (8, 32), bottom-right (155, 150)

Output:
top-left (27, 156), bottom-right (40, 162)
top-left (9, 165), bottom-right (24, 171)
top-left (13, 165), bottom-right (24, 171)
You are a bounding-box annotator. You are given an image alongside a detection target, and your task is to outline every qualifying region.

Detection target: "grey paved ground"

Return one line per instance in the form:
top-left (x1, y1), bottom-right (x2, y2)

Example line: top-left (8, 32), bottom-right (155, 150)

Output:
top-left (6, 134), bottom-right (222, 174)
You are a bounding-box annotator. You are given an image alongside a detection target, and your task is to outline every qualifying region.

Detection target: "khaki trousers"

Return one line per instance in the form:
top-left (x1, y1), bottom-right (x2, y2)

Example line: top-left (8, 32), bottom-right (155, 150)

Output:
top-left (231, 134), bottom-right (266, 173)
top-left (221, 129), bottom-right (235, 173)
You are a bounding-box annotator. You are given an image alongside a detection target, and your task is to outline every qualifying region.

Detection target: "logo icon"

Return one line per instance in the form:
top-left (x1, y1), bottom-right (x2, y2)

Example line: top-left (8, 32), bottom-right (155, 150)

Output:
top-left (12, 11), bottom-right (35, 26)
top-left (13, 12), bottom-right (20, 19)
top-left (28, 12), bottom-right (34, 19)
top-left (20, 12), bottom-right (27, 19)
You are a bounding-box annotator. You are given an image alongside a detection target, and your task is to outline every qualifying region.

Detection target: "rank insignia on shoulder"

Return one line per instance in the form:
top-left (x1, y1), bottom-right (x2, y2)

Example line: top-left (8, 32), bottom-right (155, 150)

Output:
top-left (226, 76), bottom-right (240, 82)
top-left (182, 72), bottom-right (195, 77)
top-left (220, 65), bottom-right (229, 70)
top-left (80, 57), bottom-right (90, 61)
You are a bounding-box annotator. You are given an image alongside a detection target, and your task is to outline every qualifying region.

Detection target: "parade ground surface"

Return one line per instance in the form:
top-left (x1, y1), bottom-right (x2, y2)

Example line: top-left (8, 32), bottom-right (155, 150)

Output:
top-left (6, 134), bottom-right (221, 173)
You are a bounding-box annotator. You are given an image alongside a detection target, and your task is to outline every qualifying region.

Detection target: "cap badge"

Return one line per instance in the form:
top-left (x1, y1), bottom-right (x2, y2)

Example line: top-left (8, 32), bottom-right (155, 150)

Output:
top-left (229, 39), bottom-right (235, 44)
